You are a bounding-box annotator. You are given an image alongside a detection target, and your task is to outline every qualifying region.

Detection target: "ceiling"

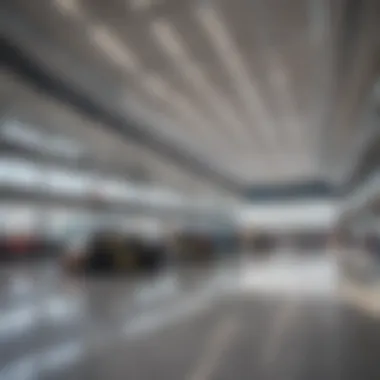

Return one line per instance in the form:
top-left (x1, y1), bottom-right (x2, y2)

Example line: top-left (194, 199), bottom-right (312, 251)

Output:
top-left (1, 0), bottom-right (380, 199)
top-left (0, 69), bottom-right (235, 200)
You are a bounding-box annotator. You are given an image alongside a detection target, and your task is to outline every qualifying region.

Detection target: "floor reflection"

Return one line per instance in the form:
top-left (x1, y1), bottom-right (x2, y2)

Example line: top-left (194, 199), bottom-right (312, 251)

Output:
top-left (0, 253), bottom-right (379, 380)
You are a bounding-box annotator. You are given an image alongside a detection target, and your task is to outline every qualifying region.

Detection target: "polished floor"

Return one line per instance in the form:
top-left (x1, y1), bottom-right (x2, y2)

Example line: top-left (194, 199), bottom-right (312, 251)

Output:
top-left (0, 254), bottom-right (380, 380)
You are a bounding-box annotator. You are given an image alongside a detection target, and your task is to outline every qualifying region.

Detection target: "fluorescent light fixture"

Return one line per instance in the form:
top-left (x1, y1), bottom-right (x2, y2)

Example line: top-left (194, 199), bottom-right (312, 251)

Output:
top-left (121, 87), bottom-right (201, 149)
top-left (152, 20), bottom-right (214, 90)
top-left (141, 74), bottom-right (171, 98)
top-left (152, 20), bottom-right (188, 61)
top-left (152, 19), bottom-right (251, 147)
top-left (130, 0), bottom-right (152, 11)
top-left (267, 52), bottom-right (301, 144)
top-left (90, 25), bottom-right (139, 72)
top-left (54, 0), bottom-right (82, 17)
top-left (140, 74), bottom-right (218, 146)
top-left (141, 75), bottom-right (216, 141)
top-left (197, 5), bottom-right (277, 144)
top-left (56, 0), bottom-right (140, 74)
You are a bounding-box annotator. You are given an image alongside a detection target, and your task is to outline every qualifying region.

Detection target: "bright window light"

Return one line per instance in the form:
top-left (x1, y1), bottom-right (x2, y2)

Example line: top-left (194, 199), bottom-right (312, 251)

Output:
top-left (46, 169), bottom-right (90, 195)
top-left (0, 121), bottom-right (83, 159)
top-left (0, 158), bottom-right (40, 187)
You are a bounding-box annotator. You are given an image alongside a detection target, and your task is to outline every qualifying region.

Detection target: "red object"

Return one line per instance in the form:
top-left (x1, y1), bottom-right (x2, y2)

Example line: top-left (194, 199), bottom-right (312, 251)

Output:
top-left (7, 235), bottom-right (32, 255)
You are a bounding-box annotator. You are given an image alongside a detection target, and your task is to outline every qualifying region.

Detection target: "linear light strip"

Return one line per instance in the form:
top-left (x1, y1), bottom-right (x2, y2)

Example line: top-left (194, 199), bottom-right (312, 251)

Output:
top-left (54, 0), bottom-right (252, 179)
top-left (140, 75), bottom-right (234, 154)
top-left (268, 54), bottom-right (303, 146)
top-left (130, 0), bottom-right (152, 11)
top-left (152, 20), bottom-right (252, 149)
top-left (54, 0), bottom-right (82, 17)
top-left (139, 76), bottom-right (223, 152)
top-left (197, 6), bottom-right (277, 146)
top-left (54, 0), bottom-right (225, 157)
top-left (252, 0), bottom-right (303, 147)
top-left (90, 26), bottom-right (139, 72)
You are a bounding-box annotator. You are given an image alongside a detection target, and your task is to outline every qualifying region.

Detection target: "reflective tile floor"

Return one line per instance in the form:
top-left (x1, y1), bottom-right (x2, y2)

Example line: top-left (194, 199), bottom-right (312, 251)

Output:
top-left (0, 254), bottom-right (380, 380)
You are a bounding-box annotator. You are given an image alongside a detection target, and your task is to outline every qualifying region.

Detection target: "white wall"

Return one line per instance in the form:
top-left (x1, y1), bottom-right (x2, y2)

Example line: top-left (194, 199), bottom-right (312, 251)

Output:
top-left (236, 200), bottom-right (339, 231)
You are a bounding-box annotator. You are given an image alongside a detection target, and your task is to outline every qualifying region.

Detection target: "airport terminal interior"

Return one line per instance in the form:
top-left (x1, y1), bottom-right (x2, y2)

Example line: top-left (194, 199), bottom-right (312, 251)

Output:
top-left (1, 0), bottom-right (380, 379)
